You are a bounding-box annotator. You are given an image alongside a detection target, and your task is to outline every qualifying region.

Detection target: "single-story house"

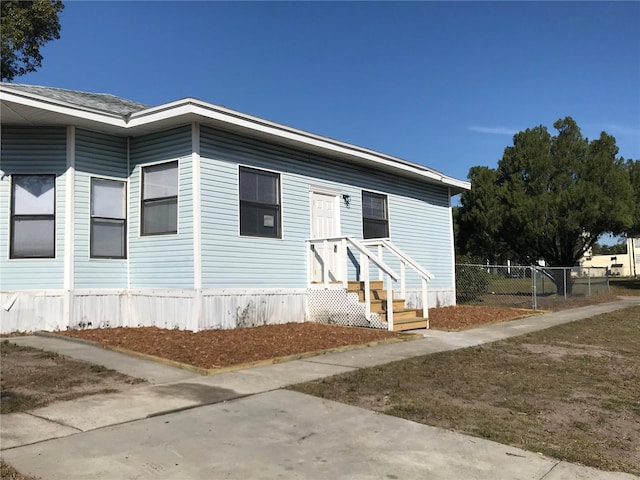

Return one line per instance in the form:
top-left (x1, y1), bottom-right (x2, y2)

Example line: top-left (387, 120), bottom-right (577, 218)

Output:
top-left (0, 84), bottom-right (470, 333)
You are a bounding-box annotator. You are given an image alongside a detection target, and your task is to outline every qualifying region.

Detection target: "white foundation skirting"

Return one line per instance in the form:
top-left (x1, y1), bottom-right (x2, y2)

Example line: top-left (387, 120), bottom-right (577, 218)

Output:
top-left (0, 289), bottom-right (308, 334)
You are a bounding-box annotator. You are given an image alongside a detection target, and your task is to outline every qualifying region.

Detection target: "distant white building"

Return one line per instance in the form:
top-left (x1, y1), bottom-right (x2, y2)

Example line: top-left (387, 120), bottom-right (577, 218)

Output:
top-left (579, 237), bottom-right (640, 277)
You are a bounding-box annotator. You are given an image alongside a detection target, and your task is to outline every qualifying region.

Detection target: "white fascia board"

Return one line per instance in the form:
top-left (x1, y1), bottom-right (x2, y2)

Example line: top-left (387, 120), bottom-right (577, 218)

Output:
top-left (129, 99), bottom-right (471, 191)
top-left (0, 89), bottom-right (126, 127)
top-left (2, 89), bottom-right (470, 192)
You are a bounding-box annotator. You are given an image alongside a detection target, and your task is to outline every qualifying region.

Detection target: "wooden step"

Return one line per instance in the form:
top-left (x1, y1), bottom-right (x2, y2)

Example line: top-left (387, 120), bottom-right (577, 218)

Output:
top-left (370, 298), bottom-right (405, 311)
top-left (348, 280), bottom-right (384, 291)
top-left (389, 316), bottom-right (429, 331)
top-left (377, 308), bottom-right (420, 322)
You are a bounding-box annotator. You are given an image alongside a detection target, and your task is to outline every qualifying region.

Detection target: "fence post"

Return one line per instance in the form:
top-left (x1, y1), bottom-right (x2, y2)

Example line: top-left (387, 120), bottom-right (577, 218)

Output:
top-left (564, 268), bottom-right (567, 301)
top-left (531, 267), bottom-right (537, 310)
top-left (588, 268), bottom-right (591, 297)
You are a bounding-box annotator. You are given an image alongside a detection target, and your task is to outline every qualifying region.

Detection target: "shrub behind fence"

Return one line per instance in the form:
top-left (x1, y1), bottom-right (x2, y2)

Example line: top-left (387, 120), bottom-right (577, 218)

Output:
top-left (455, 264), bottom-right (609, 309)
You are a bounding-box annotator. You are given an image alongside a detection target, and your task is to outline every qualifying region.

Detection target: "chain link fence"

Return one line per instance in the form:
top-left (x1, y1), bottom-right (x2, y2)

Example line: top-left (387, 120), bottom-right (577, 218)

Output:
top-left (455, 264), bottom-right (609, 310)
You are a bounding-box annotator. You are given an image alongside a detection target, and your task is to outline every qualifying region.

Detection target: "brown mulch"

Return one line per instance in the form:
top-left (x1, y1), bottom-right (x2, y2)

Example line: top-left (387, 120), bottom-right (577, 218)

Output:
top-left (427, 306), bottom-right (539, 331)
top-left (56, 304), bottom-right (540, 370)
top-left (59, 323), bottom-right (402, 370)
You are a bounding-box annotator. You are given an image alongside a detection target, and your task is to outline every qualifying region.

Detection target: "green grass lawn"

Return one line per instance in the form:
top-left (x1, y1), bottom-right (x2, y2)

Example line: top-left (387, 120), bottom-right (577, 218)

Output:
top-left (290, 306), bottom-right (640, 475)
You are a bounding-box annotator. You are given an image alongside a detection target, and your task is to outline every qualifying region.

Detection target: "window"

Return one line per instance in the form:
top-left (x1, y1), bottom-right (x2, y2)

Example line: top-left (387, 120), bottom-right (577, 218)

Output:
top-left (362, 191), bottom-right (389, 239)
top-left (10, 175), bottom-right (56, 258)
top-left (91, 178), bottom-right (126, 258)
top-left (239, 167), bottom-right (281, 238)
top-left (141, 161), bottom-right (178, 235)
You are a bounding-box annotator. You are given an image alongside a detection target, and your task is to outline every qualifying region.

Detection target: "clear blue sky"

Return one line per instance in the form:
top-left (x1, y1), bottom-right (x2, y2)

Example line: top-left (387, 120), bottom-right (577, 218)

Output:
top-left (17, 1), bottom-right (640, 187)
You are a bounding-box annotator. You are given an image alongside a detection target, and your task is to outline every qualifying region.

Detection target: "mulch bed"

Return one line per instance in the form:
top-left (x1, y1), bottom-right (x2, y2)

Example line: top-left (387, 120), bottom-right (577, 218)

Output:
top-left (57, 305), bottom-right (536, 370)
top-left (59, 323), bottom-right (402, 370)
top-left (427, 306), bottom-right (539, 331)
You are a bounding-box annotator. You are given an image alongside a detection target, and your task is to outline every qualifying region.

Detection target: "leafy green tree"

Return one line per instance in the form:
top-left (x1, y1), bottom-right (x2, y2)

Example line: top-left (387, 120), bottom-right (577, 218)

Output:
top-left (591, 242), bottom-right (627, 255)
top-left (1, 0), bottom-right (64, 81)
top-left (626, 159), bottom-right (640, 237)
top-left (457, 117), bottom-right (635, 294)
top-left (455, 166), bottom-right (521, 264)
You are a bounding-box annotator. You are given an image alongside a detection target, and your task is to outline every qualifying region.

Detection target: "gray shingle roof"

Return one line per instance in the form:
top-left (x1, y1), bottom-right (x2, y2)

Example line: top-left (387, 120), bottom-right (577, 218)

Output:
top-left (2, 83), bottom-right (149, 116)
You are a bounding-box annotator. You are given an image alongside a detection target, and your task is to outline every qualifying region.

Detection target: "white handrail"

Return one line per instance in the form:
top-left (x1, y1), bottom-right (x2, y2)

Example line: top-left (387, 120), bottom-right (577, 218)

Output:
top-left (361, 238), bottom-right (433, 281)
top-left (360, 238), bottom-right (433, 325)
top-left (306, 236), bottom-right (399, 330)
top-left (307, 236), bottom-right (400, 281)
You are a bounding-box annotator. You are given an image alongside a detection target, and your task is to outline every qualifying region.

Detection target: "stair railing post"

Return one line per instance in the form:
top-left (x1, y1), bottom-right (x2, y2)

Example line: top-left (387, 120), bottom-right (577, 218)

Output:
top-left (322, 239), bottom-right (329, 287)
top-left (386, 273), bottom-right (393, 331)
top-left (400, 261), bottom-right (406, 303)
top-left (421, 278), bottom-right (428, 328)
top-left (341, 238), bottom-right (348, 289)
top-left (378, 244), bottom-right (384, 282)
top-left (361, 253), bottom-right (371, 320)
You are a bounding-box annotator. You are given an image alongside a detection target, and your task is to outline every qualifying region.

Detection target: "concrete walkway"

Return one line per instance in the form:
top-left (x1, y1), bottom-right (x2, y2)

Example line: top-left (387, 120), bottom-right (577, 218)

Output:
top-left (2, 298), bottom-right (639, 479)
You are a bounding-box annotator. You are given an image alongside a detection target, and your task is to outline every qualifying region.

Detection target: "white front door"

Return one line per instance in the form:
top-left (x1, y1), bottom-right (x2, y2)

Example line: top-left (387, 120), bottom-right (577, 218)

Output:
top-left (310, 190), bottom-right (340, 283)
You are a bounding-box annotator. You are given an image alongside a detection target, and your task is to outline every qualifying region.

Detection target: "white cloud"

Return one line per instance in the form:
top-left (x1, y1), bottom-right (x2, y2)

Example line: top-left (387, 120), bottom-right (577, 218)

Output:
top-left (468, 126), bottom-right (518, 135)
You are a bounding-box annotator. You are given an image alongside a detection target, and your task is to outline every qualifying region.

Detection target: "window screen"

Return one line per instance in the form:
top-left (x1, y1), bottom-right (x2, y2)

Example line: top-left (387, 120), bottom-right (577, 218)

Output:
top-left (362, 191), bottom-right (389, 239)
top-left (91, 178), bottom-right (126, 258)
top-left (11, 175), bottom-right (56, 258)
top-left (239, 167), bottom-right (281, 238)
top-left (141, 161), bottom-right (178, 235)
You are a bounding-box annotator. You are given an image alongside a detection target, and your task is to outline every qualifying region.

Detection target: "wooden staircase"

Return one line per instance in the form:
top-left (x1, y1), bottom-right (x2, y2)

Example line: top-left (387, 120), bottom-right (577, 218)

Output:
top-left (348, 281), bottom-right (428, 331)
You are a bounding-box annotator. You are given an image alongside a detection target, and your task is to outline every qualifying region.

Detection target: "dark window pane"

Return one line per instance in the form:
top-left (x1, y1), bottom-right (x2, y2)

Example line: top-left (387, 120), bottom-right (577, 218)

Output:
top-left (240, 203), bottom-right (280, 237)
top-left (362, 191), bottom-right (387, 220)
top-left (239, 167), bottom-right (280, 238)
top-left (91, 218), bottom-right (125, 258)
top-left (363, 218), bottom-right (389, 239)
top-left (362, 191), bottom-right (389, 239)
top-left (143, 197), bottom-right (177, 235)
top-left (12, 218), bottom-right (55, 257)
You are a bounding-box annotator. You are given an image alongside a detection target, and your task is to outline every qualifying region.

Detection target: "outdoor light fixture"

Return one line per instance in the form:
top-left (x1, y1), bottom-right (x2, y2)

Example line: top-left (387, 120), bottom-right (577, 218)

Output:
top-left (342, 194), bottom-right (351, 207)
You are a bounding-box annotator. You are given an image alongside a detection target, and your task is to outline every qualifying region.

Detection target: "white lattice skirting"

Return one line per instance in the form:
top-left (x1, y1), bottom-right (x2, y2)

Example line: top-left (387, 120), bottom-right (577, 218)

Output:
top-left (307, 288), bottom-right (386, 329)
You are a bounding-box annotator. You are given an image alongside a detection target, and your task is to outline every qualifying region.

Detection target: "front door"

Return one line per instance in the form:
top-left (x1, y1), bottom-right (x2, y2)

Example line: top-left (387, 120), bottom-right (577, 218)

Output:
top-left (310, 190), bottom-right (340, 283)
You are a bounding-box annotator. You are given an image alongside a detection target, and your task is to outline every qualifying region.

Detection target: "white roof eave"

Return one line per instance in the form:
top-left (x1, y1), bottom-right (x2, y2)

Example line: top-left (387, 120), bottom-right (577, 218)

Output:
top-left (0, 87), bottom-right (471, 193)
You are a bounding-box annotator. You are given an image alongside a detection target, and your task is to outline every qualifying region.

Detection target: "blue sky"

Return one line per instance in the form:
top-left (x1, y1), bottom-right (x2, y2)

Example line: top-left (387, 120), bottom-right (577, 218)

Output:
top-left (17, 1), bottom-right (640, 188)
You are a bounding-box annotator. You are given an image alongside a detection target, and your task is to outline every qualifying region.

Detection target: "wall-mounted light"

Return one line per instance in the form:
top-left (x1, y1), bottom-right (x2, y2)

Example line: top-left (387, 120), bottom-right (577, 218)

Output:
top-left (342, 194), bottom-right (351, 207)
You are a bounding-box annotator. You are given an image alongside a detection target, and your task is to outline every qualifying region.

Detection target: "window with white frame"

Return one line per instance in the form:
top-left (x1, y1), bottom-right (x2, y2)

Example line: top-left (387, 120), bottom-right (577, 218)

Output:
top-left (91, 178), bottom-right (126, 258)
top-left (362, 191), bottom-right (389, 239)
top-left (141, 161), bottom-right (178, 235)
top-left (239, 166), bottom-right (281, 238)
top-left (10, 175), bottom-right (56, 258)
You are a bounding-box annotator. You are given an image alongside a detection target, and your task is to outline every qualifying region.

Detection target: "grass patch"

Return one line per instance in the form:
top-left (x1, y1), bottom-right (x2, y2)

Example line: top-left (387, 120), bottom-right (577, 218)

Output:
top-left (609, 277), bottom-right (640, 296)
top-left (290, 306), bottom-right (640, 475)
top-left (0, 340), bottom-right (144, 414)
top-left (0, 460), bottom-right (36, 480)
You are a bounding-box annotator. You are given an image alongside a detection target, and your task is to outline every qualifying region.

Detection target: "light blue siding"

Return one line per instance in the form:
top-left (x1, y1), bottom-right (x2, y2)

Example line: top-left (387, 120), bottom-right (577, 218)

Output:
top-left (74, 130), bottom-right (128, 288)
top-left (0, 127), bottom-right (67, 290)
top-left (199, 127), bottom-right (454, 291)
top-left (128, 126), bottom-right (194, 288)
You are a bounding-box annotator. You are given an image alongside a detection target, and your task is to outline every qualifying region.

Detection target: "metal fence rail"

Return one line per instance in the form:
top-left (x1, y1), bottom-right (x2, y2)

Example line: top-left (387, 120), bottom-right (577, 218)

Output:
top-left (455, 264), bottom-right (609, 310)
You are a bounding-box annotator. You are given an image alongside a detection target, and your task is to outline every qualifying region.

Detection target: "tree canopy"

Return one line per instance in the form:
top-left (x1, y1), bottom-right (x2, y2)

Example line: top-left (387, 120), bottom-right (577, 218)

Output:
top-left (1, 0), bottom-right (64, 81)
top-left (457, 117), bottom-right (637, 271)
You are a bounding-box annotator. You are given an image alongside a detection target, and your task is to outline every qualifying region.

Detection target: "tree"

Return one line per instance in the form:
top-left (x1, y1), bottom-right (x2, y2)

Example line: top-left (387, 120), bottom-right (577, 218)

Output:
top-left (457, 117), bottom-right (635, 294)
top-left (1, 0), bottom-right (64, 82)
top-left (591, 242), bottom-right (627, 256)
top-left (455, 166), bottom-right (521, 264)
top-left (626, 159), bottom-right (640, 237)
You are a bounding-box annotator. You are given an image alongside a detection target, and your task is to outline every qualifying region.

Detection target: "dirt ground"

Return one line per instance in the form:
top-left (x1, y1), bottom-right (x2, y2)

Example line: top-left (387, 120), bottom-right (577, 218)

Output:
top-left (0, 341), bottom-right (144, 415)
top-left (291, 306), bottom-right (640, 475)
